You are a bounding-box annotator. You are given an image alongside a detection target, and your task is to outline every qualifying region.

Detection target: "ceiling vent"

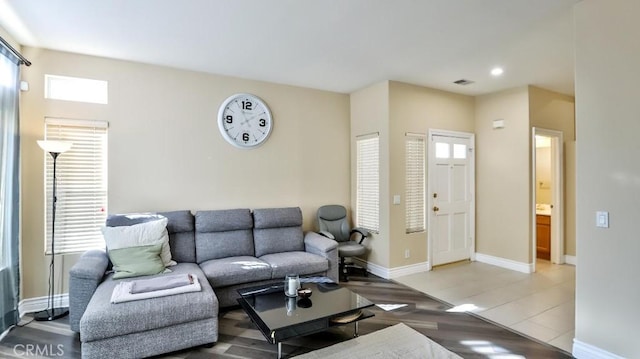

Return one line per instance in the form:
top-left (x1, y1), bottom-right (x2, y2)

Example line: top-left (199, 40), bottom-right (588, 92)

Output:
top-left (453, 79), bottom-right (474, 85)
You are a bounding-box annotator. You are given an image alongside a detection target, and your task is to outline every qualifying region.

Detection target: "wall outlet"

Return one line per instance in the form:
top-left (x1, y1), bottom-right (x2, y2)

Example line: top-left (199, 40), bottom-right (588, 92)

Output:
top-left (404, 249), bottom-right (410, 258)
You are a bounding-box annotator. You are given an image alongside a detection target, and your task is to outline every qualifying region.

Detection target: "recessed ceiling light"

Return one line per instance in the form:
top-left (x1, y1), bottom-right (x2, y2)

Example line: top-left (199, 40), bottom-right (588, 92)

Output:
top-left (491, 67), bottom-right (504, 76)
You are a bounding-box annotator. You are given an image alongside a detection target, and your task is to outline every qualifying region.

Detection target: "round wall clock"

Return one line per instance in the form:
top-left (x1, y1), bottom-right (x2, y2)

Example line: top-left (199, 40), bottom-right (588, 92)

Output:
top-left (217, 93), bottom-right (273, 149)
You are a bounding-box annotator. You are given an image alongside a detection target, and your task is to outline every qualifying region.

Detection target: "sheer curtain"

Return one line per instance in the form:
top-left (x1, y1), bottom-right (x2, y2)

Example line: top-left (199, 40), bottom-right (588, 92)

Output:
top-left (0, 44), bottom-right (21, 335)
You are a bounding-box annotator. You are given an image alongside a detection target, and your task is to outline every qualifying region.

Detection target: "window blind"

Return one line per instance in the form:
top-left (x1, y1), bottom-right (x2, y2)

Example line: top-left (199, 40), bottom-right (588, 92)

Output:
top-left (44, 118), bottom-right (108, 254)
top-left (356, 134), bottom-right (379, 233)
top-left (405, 134), bottom-right (425, 233)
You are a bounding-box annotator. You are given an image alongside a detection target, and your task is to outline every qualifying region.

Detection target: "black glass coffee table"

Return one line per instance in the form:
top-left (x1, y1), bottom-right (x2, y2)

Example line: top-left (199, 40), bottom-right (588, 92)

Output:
top-left (237, 279), bottom-right (375, 358)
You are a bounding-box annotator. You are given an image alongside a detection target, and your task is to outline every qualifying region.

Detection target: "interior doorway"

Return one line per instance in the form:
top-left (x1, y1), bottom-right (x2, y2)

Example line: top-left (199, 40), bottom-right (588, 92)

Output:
top-left (427, 129), bottom-right (475, 269)
top-left (532, 128), bottom-right (564, 271)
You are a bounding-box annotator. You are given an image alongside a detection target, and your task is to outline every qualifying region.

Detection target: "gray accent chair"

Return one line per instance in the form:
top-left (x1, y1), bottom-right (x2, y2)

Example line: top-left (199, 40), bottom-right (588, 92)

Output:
top-left (69, 207), bottom-right (338, 358)
top-left (317, 205), bottom-right (369, 281)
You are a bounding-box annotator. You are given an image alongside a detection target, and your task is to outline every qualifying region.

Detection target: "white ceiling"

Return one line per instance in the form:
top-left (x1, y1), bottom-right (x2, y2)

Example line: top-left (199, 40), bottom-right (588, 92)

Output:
top-left (0, 0), bottom-right (578, 96)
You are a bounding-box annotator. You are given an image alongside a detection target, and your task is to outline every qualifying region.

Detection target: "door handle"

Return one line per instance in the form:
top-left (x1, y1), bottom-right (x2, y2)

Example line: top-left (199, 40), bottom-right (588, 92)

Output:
top-left (433, 206), bottom-right (440, 212)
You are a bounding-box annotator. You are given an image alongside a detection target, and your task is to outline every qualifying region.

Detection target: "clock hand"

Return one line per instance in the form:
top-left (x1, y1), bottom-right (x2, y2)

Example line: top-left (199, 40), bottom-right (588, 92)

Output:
top-left (235, 100), bottom-right (251, 127)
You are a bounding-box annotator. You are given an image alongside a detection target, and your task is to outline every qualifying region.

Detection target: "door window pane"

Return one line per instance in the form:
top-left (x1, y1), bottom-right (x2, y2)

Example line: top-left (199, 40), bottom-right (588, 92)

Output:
top-left (435, 142), bottom-right (450, 159)
top-left (453, 144), bottom-right (467, 159)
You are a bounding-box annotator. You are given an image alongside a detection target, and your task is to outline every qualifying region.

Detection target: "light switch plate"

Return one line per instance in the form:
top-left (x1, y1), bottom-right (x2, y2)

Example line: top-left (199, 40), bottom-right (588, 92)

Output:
top-left (393, 195), bottom-right (401, 205)
top-left (596, 211), bottom-right (609, 228)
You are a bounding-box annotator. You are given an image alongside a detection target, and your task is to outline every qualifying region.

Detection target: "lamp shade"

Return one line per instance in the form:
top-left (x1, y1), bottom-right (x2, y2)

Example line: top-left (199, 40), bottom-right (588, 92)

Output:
top-left (37, 140), bottom-right (73, 154)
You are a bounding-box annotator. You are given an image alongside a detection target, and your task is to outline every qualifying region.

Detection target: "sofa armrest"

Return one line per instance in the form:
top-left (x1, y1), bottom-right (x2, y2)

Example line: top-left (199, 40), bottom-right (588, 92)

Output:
top-left (304, 232), bottom-right (339, 283)
top-left (69, 249), bottom-right (109, 332)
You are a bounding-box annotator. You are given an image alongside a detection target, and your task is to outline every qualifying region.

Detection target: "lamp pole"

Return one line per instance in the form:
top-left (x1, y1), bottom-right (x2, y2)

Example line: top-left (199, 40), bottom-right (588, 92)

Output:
top-left (35, 141), bottom-right (72, 321)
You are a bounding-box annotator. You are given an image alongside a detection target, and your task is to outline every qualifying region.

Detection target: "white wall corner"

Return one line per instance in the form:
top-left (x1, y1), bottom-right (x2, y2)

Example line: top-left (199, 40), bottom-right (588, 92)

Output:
top-left (18, 294), bottom-right (69, 318)
top-left (573, 339), bottom-right (626, 359)
top-left (475, 253), bottom-right (533, 273)
top-left (565, 255), bottom-right (577, 266)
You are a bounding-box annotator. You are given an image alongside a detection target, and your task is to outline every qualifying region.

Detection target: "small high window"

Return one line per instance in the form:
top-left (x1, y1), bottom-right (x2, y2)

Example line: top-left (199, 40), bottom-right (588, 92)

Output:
top-left (45, 74), bottom-right (108, 104)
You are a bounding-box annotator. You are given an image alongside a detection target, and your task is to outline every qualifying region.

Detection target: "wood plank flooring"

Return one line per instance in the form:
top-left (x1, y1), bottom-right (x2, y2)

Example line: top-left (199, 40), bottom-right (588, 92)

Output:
top-left (0, 275), bottom-right (573, 358)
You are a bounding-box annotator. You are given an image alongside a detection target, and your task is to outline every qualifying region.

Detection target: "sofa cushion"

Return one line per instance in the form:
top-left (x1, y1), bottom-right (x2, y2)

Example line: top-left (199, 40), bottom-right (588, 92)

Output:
top-left (158, 210), bottom-right (196, 263)
top-left (102, 218), bottom-right (175, 267)
top-left (253, 207), bottom-right (305, 257)
top-left (199, 256), bottom-right (271, 287)
top-left (196, 208), bottom-right (253, 232)
top-left (259, 252), bottom-right (329, 278)
top-left (79, 263), bottom-right (217, 342)
top-left (253, 207), bottom-right (302, 229)
top-left (195, 209), bottom-right (254, 263)
top-left (108, 244), bottom-right (166, 279)
top-left (254, 227), bottom-right (305, 257)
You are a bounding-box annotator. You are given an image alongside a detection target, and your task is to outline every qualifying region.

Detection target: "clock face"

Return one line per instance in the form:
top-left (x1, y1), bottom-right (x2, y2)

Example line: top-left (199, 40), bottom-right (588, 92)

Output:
top-left (218, 93), bottom-right (273, 149)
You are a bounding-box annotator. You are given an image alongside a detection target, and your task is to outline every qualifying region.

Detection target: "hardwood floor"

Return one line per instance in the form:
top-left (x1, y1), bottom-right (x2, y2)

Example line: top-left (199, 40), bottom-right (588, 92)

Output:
top-left (0, 275), bottom-right (573, 358)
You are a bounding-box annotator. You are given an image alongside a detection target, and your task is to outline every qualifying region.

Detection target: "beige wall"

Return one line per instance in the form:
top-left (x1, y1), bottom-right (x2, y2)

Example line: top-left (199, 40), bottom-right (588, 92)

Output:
top-left (0, 26), bottom-right (20, 49)
top-left (387, 81), bottom-right (474, 268)
top-left (349, 81), bottom-right (475, 271)
top-left (529, 86), bottom-right (575, 141)
top-left (350, 81), bottom-right (390, 268)
top-left (529, 85), bottom-right (576, 257)
top-left (574, 1), bottom-right (640, 357)
top-left (535, 146), bottom-right (552, 204)
top-left (475, 87), bottom-right (531, 263)
top-left (15, 47), bottom-right (578, 303)
top-left (19, 48), bottom-right (350, 300)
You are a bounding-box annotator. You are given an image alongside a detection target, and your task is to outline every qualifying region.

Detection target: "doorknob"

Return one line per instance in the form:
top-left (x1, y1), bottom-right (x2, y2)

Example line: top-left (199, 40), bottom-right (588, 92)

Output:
top-left (433, 206), bottom-right (440, 212)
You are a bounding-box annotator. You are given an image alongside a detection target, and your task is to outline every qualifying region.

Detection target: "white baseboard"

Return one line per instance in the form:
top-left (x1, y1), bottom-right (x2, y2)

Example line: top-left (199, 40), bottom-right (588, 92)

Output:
top-left (352, 258), bottom-right (389, 279)
top-left (474, 253), bottom-right (533, 273)
top-left (388, 261), bottom-right (430, 278)
top-left (18, 293), bottom-right (69, 318)
top-left (351, 258), bottom-right (429, 279)
top-left (565, 255), bottom-right (577, 266)
top-left (573, 339), bottom-right (625, 359)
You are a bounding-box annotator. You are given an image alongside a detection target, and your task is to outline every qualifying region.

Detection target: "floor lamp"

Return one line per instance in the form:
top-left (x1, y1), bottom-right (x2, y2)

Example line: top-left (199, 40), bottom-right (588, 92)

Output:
top-left (35, 140), bottom-right (73, 321)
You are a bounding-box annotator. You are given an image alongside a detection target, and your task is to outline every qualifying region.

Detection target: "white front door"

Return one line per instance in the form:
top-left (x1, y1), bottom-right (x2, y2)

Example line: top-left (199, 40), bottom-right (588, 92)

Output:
top-left (429, 131), bottom-right (475, 267)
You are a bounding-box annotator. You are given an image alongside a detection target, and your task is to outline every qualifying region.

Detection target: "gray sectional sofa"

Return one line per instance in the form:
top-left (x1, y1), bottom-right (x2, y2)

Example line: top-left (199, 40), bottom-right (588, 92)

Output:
top-left (69, 207), bottom-right (339, 359)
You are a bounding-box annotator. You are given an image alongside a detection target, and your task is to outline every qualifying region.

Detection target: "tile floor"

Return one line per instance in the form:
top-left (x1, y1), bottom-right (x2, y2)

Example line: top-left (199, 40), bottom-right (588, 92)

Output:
top-left (395, 259), bottom-right (575, 353)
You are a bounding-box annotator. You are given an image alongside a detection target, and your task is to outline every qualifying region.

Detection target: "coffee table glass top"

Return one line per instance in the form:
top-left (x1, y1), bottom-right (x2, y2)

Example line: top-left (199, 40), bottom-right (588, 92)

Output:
top-left (237, 280), bottom-right (374, 342)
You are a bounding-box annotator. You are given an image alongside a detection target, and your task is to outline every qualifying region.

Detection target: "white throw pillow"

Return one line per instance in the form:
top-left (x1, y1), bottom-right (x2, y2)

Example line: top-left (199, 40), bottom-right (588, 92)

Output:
top-left (102, 217), bottom-right (177, 267)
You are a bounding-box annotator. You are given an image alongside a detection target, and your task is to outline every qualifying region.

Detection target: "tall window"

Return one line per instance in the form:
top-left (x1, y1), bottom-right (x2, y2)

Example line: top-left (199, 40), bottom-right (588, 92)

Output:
top-left (356, 134), bottom-right (379, 233)
top-left (44, 118), bottom-right (108, 254)
top-left (405, 134), bottom-right (426, 233)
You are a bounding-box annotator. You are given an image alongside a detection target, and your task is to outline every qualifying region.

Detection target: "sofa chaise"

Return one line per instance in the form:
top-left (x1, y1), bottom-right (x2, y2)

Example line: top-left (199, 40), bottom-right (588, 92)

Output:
top-left (69, 207), bottom-right (339, 358)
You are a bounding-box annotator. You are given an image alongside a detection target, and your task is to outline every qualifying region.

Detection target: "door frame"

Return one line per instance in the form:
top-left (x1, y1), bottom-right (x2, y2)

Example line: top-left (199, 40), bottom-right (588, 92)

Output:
top-left (531, 128), bottom-right (564, 270)
top-left (427, 129), bottom-right (476, 271)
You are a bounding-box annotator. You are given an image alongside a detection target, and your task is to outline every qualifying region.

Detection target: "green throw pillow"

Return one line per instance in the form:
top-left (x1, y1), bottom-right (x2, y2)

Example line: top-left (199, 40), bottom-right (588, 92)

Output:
top-left (108, 244), bottom-right (165, 279)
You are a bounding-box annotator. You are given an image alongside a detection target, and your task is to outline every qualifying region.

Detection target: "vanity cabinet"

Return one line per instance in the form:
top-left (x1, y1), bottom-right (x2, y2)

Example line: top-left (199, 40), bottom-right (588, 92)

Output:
top-left (536, 215), bottom-right (551, 260)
